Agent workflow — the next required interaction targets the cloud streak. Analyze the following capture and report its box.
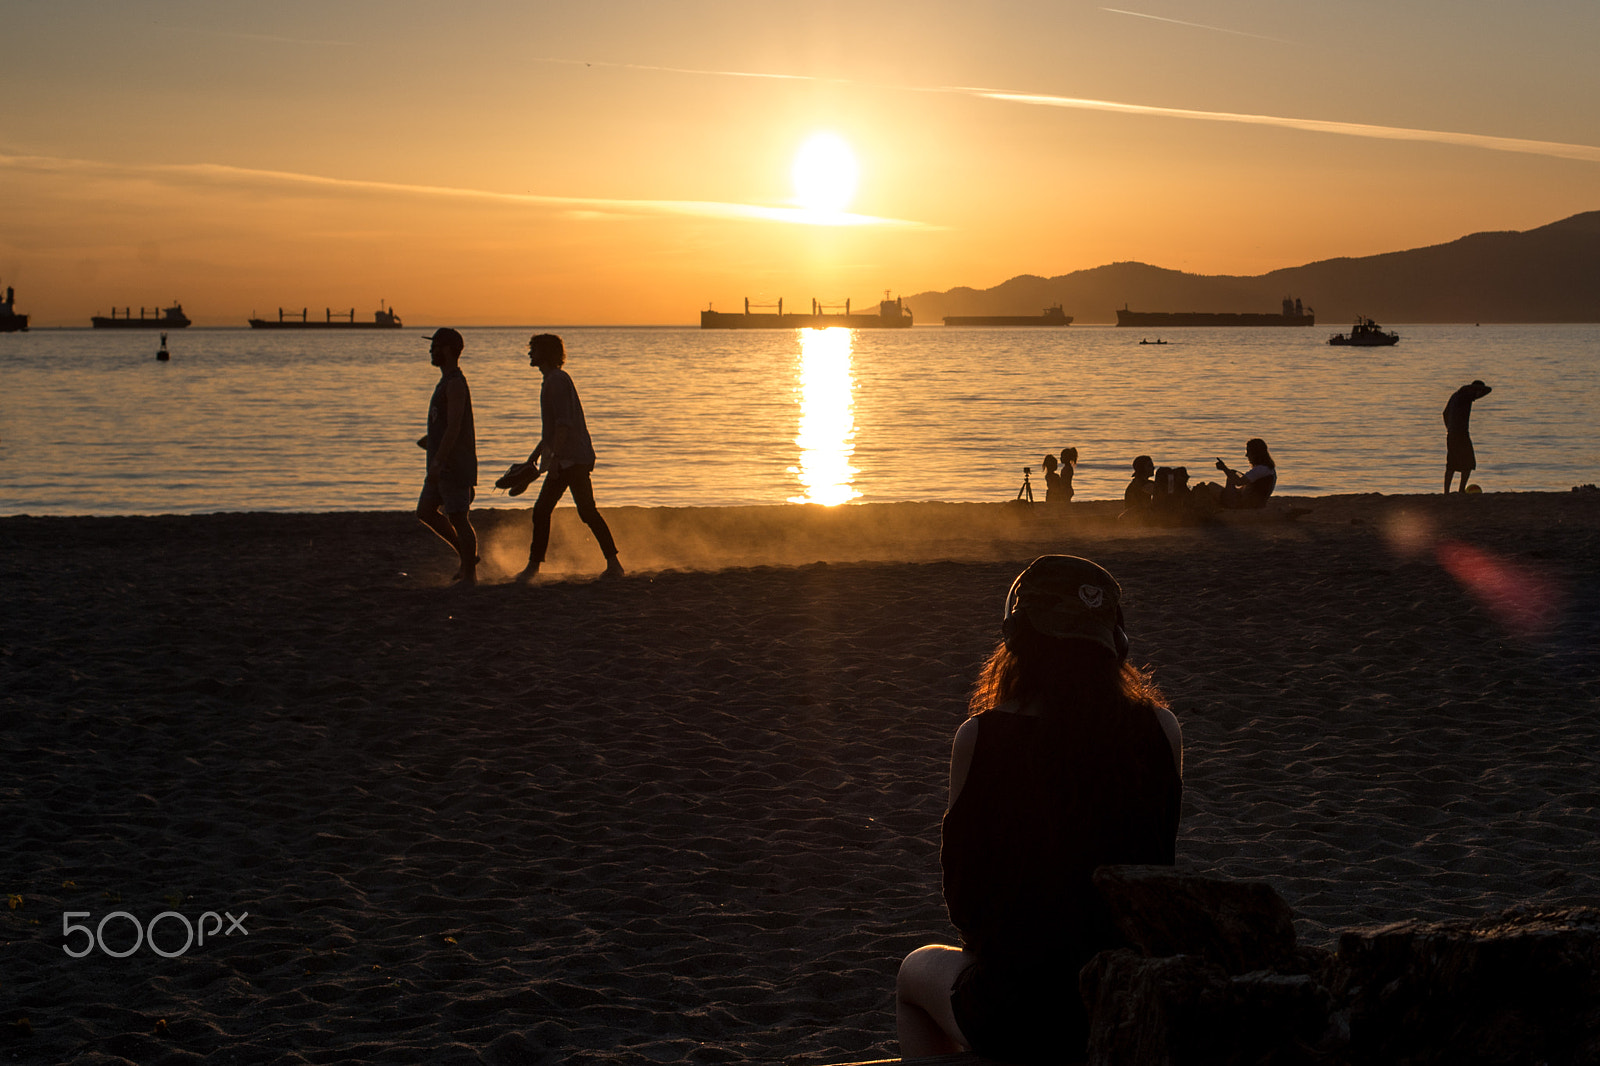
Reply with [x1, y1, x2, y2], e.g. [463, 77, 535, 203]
[531, 57, 1600, 165]
[0, 153, 921, 228]
[1099, 8, 1296, 45]
[963, 89, 1600, 163]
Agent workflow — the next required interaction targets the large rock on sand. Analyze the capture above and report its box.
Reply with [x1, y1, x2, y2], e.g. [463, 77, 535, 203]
[1090, 865, 1302, 974]
[1082, 867, 1341, 1065]
[1081, 869, 1600, 1066]
[1081, 951, 1338, 1066]
[1334, 906, 1600, 1066]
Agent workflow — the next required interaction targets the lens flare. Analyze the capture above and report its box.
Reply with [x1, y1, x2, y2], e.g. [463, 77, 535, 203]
[1435, 540, 1564, 638]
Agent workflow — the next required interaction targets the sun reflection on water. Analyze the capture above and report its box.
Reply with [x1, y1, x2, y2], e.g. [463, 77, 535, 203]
[787, 327, 861, 505]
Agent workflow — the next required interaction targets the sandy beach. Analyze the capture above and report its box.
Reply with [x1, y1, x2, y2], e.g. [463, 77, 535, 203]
[3, 492, 1598, 1064]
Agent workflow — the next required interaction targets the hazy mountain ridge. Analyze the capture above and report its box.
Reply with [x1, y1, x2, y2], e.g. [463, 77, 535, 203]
[904, 211, 1600, 324]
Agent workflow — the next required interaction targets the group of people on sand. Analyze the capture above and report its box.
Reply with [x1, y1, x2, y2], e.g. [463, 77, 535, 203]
[1118, 438, 1280, 523]
[1030, 439, 1280, 524]
[1040, 377, 1494, 521]
[417, 329, 623, 588]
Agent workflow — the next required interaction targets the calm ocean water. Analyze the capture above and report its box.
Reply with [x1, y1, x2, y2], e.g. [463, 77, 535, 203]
[2, 324, 1597, 515]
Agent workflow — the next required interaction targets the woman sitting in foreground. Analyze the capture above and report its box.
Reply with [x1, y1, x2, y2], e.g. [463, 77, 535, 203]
[896, 556, 1183, 1063]
[1213, 437, 1277, 509]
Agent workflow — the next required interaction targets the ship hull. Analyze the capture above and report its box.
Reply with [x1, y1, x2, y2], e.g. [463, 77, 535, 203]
[92, 317, 190, 329]
[248, 320, 404, 329]
[700, 310, 911, 329]
[1328, 334, 1399, 346]
[0, 315, 27, 333]
[1116, 310, 1314, 327]
[944, 312, 1072, 326]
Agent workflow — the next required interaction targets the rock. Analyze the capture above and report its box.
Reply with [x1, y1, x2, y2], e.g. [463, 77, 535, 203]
[1334, 906, 1600, 1066]
[1092, 865, 1300, 974]
[1080, 950, 1341, 1066]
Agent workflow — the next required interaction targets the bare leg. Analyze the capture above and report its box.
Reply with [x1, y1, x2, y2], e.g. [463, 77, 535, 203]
[1458, 470, 1472, 493]
[417, 505, 461, 555]
[1445, 467, 1457, 494]
[896, 944, 972, 1058]
[446, 510, 477, 585]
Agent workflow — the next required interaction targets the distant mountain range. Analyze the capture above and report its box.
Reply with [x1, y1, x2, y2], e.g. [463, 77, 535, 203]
[904, 211, 1600, 325]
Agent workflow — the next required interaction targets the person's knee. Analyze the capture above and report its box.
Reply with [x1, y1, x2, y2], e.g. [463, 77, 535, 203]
[896, 944, 957, 1001]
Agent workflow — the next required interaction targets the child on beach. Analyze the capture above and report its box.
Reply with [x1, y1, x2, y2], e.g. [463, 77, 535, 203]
[1058, 447, 1078, 501]
[1041, 455, 1062, 505]
[895, 555, 1183, 1063]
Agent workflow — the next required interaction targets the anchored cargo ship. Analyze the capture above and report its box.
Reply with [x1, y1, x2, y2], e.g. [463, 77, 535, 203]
[1115, 297, 1314, 328]
[0, 283, 26, 333]
[701, 295, 912, 329]
[944, 305, 1073, 327]
[249, 305, 403, 329]
[92, 303, 191, 328]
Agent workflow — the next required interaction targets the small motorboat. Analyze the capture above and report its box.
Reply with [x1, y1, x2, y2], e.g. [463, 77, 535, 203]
[1328, 317, 1399, 346]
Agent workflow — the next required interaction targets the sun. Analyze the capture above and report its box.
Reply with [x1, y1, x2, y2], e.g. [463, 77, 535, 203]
[792, 132, 859, 215]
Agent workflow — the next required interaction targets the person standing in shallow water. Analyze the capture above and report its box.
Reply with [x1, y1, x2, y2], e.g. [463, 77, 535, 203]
[415, 327, 478, 587]
[1444, 379, 1492, 494]
[515, 334, 623, 582]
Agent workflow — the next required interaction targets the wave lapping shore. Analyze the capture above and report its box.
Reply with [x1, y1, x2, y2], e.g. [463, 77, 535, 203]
[3, 494, 1598, 1063]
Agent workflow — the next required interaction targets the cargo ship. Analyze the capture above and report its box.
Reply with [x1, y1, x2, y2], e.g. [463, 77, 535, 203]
[249, 305, 403, 329]
[1115, 297, 1314, 328]
[92, 303, 191, 328]
[701, 295, 912, 329]
[944, 305, 1073, 327]
[0, 283, 26, 333]
[1328, 317, 1399, 346]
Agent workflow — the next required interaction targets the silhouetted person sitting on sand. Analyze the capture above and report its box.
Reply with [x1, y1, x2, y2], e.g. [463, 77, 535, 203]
[1211, 438, 1277, 509]
[1119, 455, 1155, 520]
[896, 555, 1182, 1064]
[1444, 380, 1492, 494]
[515, 334, 623, 583]
[415, 327, 478, 587]
[1150, 464, 1194, 524]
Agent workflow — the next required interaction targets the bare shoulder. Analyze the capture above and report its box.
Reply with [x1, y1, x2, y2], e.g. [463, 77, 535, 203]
[949, 715, 982, 807]
[1153, 705, 1183, 776]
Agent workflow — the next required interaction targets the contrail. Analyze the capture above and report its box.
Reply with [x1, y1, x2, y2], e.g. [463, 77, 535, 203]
[963, 89, 1600, 163]
[532, 57, 1600, 165]
[1099, 8, 1296, 45]
[0, 153, 923, 227]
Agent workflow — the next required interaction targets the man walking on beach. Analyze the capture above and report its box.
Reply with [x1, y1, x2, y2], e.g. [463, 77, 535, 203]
[1443, 379, 1492, 494]
[515, 333, 623, 582]
[416, 327, 479, 586]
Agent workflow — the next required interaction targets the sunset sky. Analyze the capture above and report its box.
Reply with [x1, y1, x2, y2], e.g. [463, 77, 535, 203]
[3, 0, 1597, 325]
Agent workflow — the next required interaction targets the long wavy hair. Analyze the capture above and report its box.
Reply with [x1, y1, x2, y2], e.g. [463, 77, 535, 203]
[968, 613, 1174, 853]
[1246, 438, 1275, 468]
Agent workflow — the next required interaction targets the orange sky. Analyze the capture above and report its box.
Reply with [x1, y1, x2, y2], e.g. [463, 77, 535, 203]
[3, 1, 1597, 326]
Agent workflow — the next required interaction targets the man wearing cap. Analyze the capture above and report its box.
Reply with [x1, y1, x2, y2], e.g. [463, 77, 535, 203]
[416, 327, 478, 586]
[1443, 379, 1492, 494]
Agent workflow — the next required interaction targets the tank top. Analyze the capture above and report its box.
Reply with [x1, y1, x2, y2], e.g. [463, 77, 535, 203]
[941, 707, 1181, 979]
[427, 367, 478, 485]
